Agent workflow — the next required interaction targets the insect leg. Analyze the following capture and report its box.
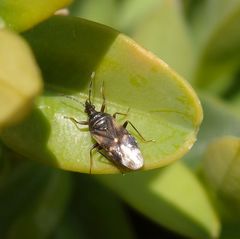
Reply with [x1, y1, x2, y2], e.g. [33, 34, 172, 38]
[113, 108, 130, 118]
[64, 116, 88, 130]
[100, 80, 106, 112]
[89, 143, 102, 174]
[123, 120, 154, 142]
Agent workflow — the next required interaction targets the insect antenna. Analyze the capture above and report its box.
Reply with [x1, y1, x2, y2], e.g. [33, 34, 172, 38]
[88, 72, 95, 104]
[64, 95, 85, 107]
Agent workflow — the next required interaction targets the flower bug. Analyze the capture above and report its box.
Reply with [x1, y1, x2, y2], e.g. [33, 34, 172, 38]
[65, 72, 152, 173]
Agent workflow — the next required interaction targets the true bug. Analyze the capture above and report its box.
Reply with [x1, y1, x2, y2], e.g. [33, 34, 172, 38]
[65, 72, 152, 173]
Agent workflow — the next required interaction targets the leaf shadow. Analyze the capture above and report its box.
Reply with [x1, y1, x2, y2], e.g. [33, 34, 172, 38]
[23, 15, 119, 92]
[1, 107, 59, 168]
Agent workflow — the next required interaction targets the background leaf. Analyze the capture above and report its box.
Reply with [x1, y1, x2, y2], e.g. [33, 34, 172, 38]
[0, 29, 42, 130]
[183, 94, 240, 168]
[0, 0, 72, 32]
[0, 159, 52, 235]
[98, 161, 220, 239]
[6, 170, 72, 239]
[69, 0, 119, 29]
[202, 136, 240, 216]
[132, 0, 194, 81]
[54, 174, 136, 239]
[190, 0, 240, 94]
[201, 136, 240, 239]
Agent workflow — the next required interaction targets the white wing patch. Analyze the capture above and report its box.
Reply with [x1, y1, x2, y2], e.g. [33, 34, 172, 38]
[119, 135, 143, 170]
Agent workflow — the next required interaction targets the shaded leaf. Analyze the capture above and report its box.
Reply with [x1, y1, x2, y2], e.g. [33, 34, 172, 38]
[0, 160, 52, 235]
[6, 170, 72, 239]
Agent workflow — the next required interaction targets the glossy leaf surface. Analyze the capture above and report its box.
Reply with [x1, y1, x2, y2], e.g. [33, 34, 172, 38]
[1, 16, 202, 173]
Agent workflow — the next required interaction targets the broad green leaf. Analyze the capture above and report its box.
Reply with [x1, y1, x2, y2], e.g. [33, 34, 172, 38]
[183, 94, 240, 168]
[115, 0, 163, 33]
[229, 72, 240, 108]
[0, 142, 10, 185]
[0, 0, 72, 32]
[182, 0, 202, 20]
[203, 137, 240, 216]
[65, 175, 136, 239]
[6, 170, 72, 239]
[0, 160, 52, 235]
[1, 16, 202, 174]
[219, 220, 240, 239]
[191, 0, 240, 94]
[98, 161, 220, 239]
[0, 29, 42, 130]
[201, 136, 240, 239]
[52, 175, 136, 239]
[132, 0, 194, 81]
[233, 93, 240, 109]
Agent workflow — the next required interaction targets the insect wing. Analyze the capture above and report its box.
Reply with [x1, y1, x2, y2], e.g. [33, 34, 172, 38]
[118, 134, 143, 170]
[90, 115, 118, 147]
[90, 115, 144, 170]
[106, 132, 143, 170]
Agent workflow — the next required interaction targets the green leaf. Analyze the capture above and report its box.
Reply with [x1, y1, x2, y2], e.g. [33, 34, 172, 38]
[203, 136, 240, 217]
[232, 93, 240, 109]
[1, 16, 202, 173]
[183, 94, 240, 168]
[201, 136, 240, 239]
[0, 0, 72, 32]
[132, 0, 195, 81]
[191, 0, 240, 94]
[0, 142, 11, 186]
[6, 170, 72, 239]
[98, 161, 220, 239]
[66, 175, 135, 239]
[69, 0, 119, 29]
[0, 29, 42, 130]
[114, 0, 163, 33]
[52, 175, 136, 239]
[0, 160, 52, 235]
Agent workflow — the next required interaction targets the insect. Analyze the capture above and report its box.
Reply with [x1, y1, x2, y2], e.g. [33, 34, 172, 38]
[65, 72, 152, 173]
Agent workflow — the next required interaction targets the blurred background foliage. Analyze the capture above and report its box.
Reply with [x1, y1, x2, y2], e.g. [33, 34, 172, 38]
[1, 0, 240, 238]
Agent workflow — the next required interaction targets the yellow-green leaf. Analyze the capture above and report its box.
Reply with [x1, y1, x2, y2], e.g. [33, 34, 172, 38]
[0, 0, 72, 32]
[0, 29, 42, 130]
